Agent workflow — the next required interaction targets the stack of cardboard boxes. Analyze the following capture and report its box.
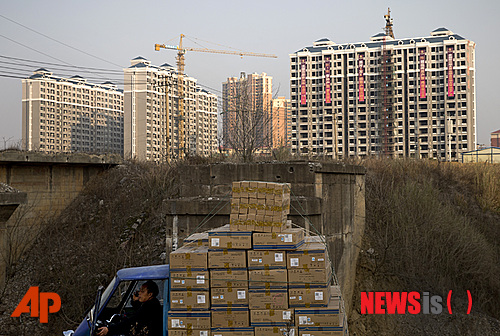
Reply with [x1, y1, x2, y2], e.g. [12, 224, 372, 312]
[168, 181, 344, 336]
[230, 182, 291, 232]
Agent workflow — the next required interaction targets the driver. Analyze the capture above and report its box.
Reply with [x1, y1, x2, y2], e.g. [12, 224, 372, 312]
[97, 280, 162, 336]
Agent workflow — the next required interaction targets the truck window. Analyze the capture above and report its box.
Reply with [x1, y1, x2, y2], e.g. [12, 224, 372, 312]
[106, 280, 133, 310]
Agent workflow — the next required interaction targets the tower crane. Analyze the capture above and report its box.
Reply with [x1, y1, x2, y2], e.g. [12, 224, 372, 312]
[155, 34, 277, 159]
[384, 7, 395, 39]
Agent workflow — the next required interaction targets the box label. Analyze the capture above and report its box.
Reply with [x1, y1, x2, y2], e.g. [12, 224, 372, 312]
[198, 295, 206, 304]
[197, 275, 205, 284]
[172, 319, 181, 328]
[211, 238, 220, 247]
[315, 292, 323, 301]
[290, 258, 299, 267]
[237, 290, 246, 299]
[275, 253, 284, 262]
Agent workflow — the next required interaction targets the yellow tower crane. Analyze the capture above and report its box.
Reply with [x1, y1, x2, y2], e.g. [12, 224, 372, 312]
[384, 7, 395, 39]
[155, 34, 277, 159]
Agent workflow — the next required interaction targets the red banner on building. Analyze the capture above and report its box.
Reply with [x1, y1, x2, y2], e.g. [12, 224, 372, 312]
[419, 49, 426, 99]
[324, 55, 331, 105]
[300, 58, 307, 106]
[447, 46, 454, 98]
[358, 54, 365, 103]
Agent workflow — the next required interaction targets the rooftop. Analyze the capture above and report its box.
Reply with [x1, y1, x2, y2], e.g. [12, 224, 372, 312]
[293, 28, 467, 53]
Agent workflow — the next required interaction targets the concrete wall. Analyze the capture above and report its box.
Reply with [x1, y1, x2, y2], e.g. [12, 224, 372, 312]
[163, 162, 365, 314]
[0, 151, 121, 287]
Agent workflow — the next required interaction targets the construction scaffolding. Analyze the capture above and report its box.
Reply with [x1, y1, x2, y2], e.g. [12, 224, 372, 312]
[378, 38, 395, 156]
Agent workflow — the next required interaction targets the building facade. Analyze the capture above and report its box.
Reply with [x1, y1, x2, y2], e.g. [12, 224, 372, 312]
[22, 69, 124, 154]
[491, 130, 500, 148]
[123, 57, 218, 161]
[271, 97, 291, 148]
[222, 72, 273, 150]
[195, 88, 218, 156]
[289, 28, 476, 160]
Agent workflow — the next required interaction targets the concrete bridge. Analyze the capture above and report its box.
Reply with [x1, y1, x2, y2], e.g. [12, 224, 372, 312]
[163, 162, 366, 314]
[0, 151, 122, 286]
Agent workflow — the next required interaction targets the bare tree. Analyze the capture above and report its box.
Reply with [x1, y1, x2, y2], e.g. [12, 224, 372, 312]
[221, 73, 276, 162]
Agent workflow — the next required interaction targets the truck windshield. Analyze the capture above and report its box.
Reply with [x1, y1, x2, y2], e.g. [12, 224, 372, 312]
[88, 276, 117, 321]
[98, 277, 117, 312]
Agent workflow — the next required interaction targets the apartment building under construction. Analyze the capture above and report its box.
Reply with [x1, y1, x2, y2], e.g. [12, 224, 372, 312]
[289, 27, 476, 160]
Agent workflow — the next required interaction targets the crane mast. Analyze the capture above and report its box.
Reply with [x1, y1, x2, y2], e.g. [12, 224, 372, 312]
[384, 7, 395, 39]
[176, 34, 186, 158]
[155, 34, 277, 159]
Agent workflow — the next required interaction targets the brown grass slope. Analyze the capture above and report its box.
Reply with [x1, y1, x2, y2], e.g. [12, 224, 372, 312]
[350, 159, 500, 335]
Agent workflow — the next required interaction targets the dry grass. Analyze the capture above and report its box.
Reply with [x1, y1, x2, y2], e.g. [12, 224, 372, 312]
[351, 158, 500, 335]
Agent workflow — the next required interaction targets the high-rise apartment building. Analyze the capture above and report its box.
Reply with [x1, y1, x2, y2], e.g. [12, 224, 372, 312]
[271, 97, 291, 148]
[289, 28, 476, 160]
[22, 69, 124, 154]
[195, 88, 218, 156]
[222, 72, 273, 149]
[124, 57, 218, 161]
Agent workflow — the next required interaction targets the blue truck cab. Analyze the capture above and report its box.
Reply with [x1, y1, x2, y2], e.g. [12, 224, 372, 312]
[70, 264, 170, 336]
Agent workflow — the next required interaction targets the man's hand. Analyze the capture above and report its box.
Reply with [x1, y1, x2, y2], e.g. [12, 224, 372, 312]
[97, 326, 108, 336]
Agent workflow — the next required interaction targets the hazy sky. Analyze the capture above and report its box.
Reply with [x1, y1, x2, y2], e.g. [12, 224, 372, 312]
[1, 0, 498, 148]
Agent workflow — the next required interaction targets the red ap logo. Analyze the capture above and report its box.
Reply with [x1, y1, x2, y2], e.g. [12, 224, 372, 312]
[11, 287, 61, 323]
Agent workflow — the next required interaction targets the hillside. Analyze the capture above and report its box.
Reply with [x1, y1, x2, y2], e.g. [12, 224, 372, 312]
[1, 158, 499, 335]
[350, 159, 500, 335]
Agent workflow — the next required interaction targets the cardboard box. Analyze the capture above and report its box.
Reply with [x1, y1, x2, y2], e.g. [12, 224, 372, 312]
[249, 289, 288, 310]
[240, 182, 250, 198]
[232, 182, 242, 195]
[169, 329, 210, 336]
[254, 220, 273, 233]
[171, 270, 210, 290]
[209, 229, 252, 250]
[254, 327, 297, 336]
[210, 269, 248, 288]
[238, 219, 255, 232]
[231, 200, 240, 214]
[211, 287, 249, 307]
[211, 308, 250, 328]
[211, 327, 254, 336]
[298, 327, 344, 336]
[288, 287, 330, 308]
[248, 269, 288, 289]
[170, 291, 210, 311]
[209, 250, 247, 269]
[184, 232, 209, 247]
[304, 236, 324, 244]
[168, 311, 211, 329]
[250, 309, 294, 326]
[287, 243, 328, 270]
[294, 300, 341, 327]
[170, 245, 209, 271]
[329, 286, 341, 300]
[247, 250, 287, 269]
[287, 267, 331, 289]
[253, 229, 305, 250]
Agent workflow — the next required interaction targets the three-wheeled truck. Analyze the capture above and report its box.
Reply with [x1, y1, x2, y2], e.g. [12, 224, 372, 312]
[68, 264, 171, 336]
